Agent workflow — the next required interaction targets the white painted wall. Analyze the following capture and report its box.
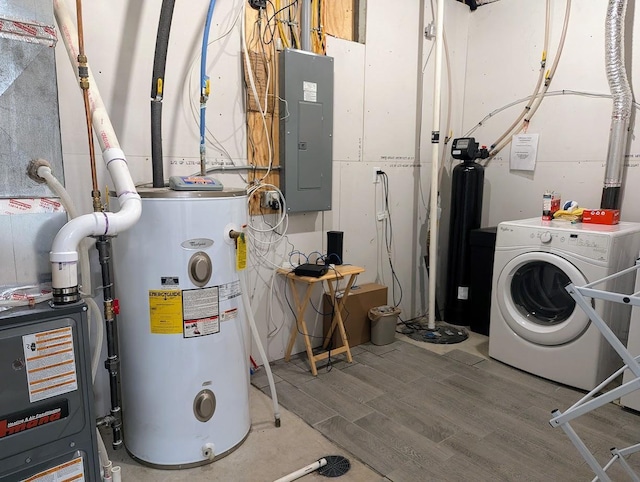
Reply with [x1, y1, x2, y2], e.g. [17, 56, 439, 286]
[463, 0, 640, 226]
[53, 0, 469, 415]
[50, 0, 640, 421]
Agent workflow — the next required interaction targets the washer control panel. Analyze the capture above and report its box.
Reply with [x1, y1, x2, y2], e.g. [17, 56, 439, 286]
[498, 224, 611, 262]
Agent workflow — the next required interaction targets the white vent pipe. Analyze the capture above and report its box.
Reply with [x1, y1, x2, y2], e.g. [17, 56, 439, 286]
[602, 0, 632, 209]
[428, 0, 445, 331]
[51, 0, 141, 299]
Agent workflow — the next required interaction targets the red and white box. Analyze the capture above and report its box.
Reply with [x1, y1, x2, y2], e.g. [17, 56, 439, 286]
[582, 209, 620, 225]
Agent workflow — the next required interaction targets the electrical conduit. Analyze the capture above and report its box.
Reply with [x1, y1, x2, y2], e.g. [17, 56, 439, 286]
[51, 0, 141, 301]
[239, 270, 281, 427]
[602, 0, 632, 210]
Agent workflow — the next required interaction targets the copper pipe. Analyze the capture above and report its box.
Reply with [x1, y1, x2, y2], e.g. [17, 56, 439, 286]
[76, 0, 101, 209]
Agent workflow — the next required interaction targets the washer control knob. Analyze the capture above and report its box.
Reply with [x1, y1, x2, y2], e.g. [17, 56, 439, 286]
[540, 232, 552, 244]
[189, 252, 212, 287]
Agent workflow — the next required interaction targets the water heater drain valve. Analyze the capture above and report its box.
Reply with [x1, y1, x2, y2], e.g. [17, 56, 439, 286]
[202, 443, 215, 460]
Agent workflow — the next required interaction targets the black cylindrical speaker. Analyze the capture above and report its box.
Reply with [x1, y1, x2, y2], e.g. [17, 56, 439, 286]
[327, 231, 344, 265]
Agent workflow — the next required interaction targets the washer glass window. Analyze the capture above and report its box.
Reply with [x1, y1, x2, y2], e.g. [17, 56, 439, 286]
[511, 260, 575, 325]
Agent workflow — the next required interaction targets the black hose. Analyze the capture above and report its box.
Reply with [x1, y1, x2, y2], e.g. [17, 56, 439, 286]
[151, 0, 176, 188]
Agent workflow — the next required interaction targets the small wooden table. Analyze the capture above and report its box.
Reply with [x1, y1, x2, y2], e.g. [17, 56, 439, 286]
[278, 265, 365, 375]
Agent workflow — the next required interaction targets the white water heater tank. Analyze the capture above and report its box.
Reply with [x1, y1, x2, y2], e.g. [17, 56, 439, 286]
[113, 188, 250, 468]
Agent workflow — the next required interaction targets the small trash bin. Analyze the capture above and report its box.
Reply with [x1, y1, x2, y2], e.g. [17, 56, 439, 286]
[368, 305, 402, 346]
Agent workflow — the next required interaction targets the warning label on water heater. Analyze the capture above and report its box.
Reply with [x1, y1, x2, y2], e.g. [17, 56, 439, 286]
[22, 327, 78, 403]
[149, 290, 183, 334]
[183, 286, 220, 338]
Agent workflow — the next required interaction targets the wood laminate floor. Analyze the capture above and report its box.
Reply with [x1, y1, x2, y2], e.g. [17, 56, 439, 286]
[251, 339, 640, 482]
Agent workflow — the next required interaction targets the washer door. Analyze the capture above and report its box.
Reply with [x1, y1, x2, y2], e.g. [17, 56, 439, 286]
[496, 251, 590, 345]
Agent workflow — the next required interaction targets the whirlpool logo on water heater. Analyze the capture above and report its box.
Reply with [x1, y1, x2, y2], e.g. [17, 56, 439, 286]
[181, 238, 214, 250]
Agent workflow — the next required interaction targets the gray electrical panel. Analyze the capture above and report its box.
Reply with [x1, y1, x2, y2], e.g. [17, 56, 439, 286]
[279, 49, 334, 213]
[0, 302, 100, 481]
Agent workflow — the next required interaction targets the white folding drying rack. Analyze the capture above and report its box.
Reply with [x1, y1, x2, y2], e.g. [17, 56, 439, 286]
[550, 261, 640, 482]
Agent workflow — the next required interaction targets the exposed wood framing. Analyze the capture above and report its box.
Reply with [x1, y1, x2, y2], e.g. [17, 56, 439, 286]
[243, 1, 356, 214]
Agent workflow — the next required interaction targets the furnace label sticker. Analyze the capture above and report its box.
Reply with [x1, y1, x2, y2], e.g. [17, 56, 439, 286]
[21, 456, 85, 481]
[22, 327, 78, 403]
[183, 286, 220, 338]
[219, 280, 241, 301]
[149, 290, 183, 334]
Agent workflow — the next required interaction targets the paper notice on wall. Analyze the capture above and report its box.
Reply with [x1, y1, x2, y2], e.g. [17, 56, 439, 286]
[183, 287, 220, 338]
[510, 134, 539, 171]
[22, 456, 84, 482]
[22, 327, 78, 403]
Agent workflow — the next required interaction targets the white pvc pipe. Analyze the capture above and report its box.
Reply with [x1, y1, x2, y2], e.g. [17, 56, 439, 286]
[102, 460, 112, 482]
[96, 428, 110, 476]
[51, 0, 141, 293]
[239, 271, 281, 426]
[37, 164, 93, 296]
[110, 465, 121, 482]
[274, 458, 327, 482]
[428, 0, 445, 331]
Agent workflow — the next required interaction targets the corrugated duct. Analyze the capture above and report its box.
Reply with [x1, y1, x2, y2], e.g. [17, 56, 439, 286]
[602, 0, 632, 210]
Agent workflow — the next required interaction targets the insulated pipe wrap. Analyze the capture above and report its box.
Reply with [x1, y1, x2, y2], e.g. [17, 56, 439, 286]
[604, 0, 632, 191]
[151, 0, 176, 188]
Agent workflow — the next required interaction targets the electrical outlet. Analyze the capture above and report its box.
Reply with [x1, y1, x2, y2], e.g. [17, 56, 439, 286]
[261, 190, 280, 210]
[373, 167, 381, 184]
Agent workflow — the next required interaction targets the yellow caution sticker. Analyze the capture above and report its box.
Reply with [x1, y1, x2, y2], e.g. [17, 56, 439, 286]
[236, 233, 247, 271]
[149, 290, 183, 334]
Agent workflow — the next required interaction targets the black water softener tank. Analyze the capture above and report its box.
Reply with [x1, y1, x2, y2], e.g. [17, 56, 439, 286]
[445, 138, 488, 326]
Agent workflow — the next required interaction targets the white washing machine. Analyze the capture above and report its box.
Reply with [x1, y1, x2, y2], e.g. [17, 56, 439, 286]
[489, 217, 640, 391]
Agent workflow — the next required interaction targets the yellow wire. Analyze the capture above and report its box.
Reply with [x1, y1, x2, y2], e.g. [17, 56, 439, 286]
[320, 0, 326, 54]
[275, 0, 290, 48]
[311, 0, 318, 53]
[291, 0, 301, 49]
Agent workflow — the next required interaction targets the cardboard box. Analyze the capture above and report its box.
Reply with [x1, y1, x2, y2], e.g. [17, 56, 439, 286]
[582, 209, 620, 225]
[323, 283, 388, 348]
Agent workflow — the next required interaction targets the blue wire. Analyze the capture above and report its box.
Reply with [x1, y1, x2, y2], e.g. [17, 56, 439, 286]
[200, 0, 216, 166]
